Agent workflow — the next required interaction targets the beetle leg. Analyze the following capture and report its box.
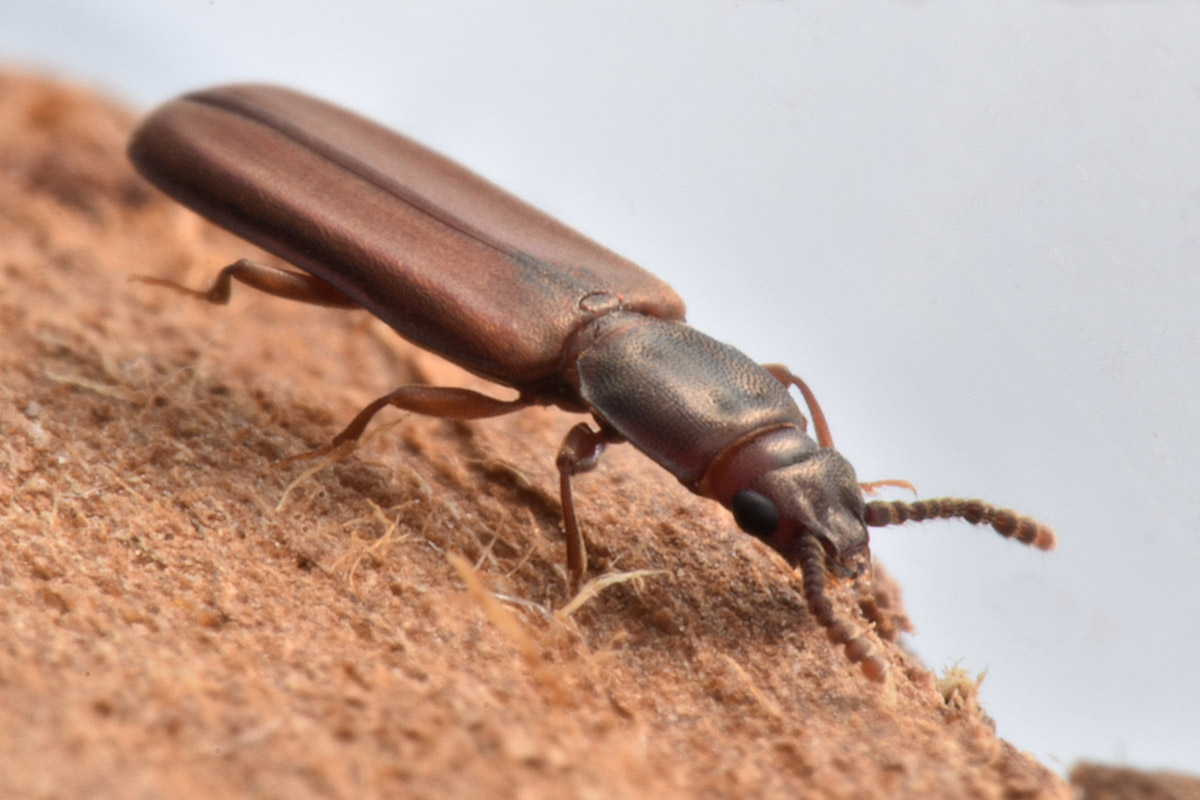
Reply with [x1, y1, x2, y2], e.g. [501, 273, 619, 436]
[282, 386, 533, 466]
[858, 478, 918, 496]
[137, 258, 362, 308]
[555, 423, 616, 593]
[763, 364, 834, 448]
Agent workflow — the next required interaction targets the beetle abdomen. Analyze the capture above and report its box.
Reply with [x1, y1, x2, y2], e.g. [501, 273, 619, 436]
[129, 84, 686, 386]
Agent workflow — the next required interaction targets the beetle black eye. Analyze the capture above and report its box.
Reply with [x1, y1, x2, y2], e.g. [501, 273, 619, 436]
[732, 490, 779, 538]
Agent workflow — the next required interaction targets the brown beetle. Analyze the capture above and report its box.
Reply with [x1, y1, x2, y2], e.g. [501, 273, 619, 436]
[129, 84, 1055, 681]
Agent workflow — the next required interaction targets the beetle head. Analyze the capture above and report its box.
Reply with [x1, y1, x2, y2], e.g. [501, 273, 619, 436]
[730, 448, 870, 576]
[725, 446, 888, 682]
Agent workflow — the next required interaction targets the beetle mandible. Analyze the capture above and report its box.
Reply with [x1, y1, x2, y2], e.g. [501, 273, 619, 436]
[128, 85, 1055, 682]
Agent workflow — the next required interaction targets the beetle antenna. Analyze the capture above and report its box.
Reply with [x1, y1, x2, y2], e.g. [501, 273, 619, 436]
[797, 536, 888, 682]
[864, 498, 1056, 551]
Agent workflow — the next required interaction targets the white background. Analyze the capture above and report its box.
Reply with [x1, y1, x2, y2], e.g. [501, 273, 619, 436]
[5, 0, 1198, 775]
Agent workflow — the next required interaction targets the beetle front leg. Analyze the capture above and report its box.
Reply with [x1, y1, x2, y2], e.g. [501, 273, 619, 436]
[763, 364, 834, 448]
[555, 422, 617, 593]
[766, 365, 918, 497]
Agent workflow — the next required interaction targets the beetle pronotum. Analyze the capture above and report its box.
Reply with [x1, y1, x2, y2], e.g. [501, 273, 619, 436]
[129, 85, 1055, 681]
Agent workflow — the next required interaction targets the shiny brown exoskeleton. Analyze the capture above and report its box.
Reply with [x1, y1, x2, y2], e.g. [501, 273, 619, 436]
[128, 85, 1055, 682]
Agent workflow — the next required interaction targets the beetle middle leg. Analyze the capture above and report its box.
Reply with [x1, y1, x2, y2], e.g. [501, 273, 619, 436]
[286, 385, 536, 465]
[330, 400, 621, 595]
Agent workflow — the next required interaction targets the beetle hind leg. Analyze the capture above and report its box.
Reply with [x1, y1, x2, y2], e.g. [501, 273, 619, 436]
[136, 258, 363, 308]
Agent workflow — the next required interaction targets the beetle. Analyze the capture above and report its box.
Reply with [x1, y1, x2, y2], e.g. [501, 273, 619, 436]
[128, 84, 1055, 681]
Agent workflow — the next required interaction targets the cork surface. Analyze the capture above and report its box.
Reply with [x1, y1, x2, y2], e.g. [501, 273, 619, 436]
[0, 71, 1078, 799]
